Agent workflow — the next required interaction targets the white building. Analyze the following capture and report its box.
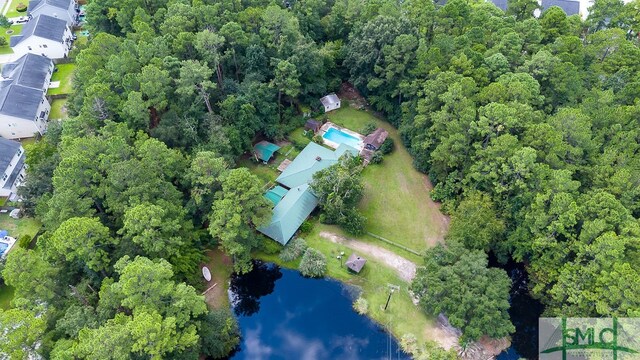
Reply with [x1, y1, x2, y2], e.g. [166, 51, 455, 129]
[320, 93, 341, 113]
[10, 15, 73, 60]
[0, 53, 53, 139]
[0, 137, 26, 199]
[28, 0, 79, 26]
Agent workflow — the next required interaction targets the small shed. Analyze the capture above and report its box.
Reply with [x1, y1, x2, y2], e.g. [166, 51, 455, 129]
[364, 128, 389, 151]
[305, 119, 321, 133]
[346, 253, 367, 273]
[320, 94, 341, 113]
[253, 141, 281, 163]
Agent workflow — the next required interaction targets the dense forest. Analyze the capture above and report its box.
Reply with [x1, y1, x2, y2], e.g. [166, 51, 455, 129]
[1, 0, 640, 357]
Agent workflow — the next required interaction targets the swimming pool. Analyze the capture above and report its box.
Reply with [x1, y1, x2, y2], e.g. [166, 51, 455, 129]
[322, 127, 363, 149]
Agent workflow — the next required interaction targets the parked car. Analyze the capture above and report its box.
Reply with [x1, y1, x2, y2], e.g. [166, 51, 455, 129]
[12, 16, 29, 24]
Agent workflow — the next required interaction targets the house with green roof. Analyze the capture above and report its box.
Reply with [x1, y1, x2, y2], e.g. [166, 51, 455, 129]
[253, 140, 280, 163]
[258, 142, 358, 245]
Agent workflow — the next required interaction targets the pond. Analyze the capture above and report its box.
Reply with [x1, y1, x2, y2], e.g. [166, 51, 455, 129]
[489, 254, 545, 360]
[227, 261, 409, 360]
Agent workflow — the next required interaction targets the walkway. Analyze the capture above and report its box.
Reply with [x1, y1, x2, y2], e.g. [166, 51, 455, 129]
[319, 231, 417, 282]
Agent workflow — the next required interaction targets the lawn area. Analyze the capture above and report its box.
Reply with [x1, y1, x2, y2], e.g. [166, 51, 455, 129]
[0, 285, 14, 310]
[254, 222, 442, 351]
[4, 0, 27, 18]
[47, 63, 76, 95]
[203, 249, 233, 309]
[0, 213, 42, 239]
[326, 106, 449, 252]
[50, 98, 69, 120]
[0, 24, 23, 55]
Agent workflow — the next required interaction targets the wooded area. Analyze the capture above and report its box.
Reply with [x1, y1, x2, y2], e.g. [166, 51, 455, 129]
[1, 0, 639, 357]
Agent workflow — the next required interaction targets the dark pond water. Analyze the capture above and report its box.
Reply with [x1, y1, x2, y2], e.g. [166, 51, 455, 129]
[227, 261, 410, 360]
[489, 254, 545, 360]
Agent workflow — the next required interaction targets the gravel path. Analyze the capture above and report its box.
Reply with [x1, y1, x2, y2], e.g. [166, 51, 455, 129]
[319, 231, 417, 282]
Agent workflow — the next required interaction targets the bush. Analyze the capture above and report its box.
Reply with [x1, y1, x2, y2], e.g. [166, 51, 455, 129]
[400, 334, 419, 355]
[369, 151, 383, 164]
[16, 3, 27, 12]
[259, 239, 282, 255]
[360, 121, 377, 135]
[200, 309, 240, 358]
[312, 135, 323, 144]
[379, 137, 394, 155]
[298, 248, 326, 277]
[0, 37, 6, 47]
[339, 209, 366, 236]
[353, 297, 369, 315]
[17, 235, 32, 249]
[279, 238, 307, 262]
[299, 220, 313, 234]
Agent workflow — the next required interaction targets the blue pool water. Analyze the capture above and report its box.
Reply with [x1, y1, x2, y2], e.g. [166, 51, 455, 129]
[0, 243, 8, 257]
[229, 262, 409, 359]
[322, 127, 362, 149]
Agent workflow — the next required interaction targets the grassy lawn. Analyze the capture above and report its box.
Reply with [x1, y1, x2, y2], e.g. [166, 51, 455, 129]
[5, 0, 28, 18]
[203, 249, 232, 309]
[0, 213, 42, 239]
[0, 285, 14, 310]
[255, 222, 439, 350]
[326, 106, 449, 252]
[50, 98, 69, 120]
[0, 24, 22, 55]
[47, 63, 76, 95]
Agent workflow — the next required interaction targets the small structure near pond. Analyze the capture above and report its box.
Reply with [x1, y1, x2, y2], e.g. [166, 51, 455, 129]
[320, 93, 341, 113]
[364, 128, 389, 151]
[253, 141, 281, 163]
[346, 253, 367, 273]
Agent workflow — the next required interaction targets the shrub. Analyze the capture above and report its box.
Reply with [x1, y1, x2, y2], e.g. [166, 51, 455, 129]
[259, 239, 281, 255]
[0, 37, 6, 47]
[312, 135, 323, 144]
[17, 235, 32, 249]
[360, 121, 377, 135]
[339, 209, 366, 236]
[353, 297, 369, 315]
[298, 248, 326, 277]
[299, 220, 313, 234]
[369, 151, 383, 164]
[400, 334, 419, 355]
[279, 238, 307, 262]
[16, 3, 27, 12]
[379, 137, 394, 155]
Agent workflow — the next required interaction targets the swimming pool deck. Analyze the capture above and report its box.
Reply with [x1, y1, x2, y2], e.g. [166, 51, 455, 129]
[319, 122, 365, 151]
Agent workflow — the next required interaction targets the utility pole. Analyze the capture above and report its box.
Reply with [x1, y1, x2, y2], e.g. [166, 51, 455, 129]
[384, 288, 394, 311]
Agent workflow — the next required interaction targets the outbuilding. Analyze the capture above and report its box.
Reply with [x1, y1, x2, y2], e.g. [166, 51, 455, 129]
[363, 128, 389, 151]
[346, 253, 367, 273]
[320, 94, 341, 113]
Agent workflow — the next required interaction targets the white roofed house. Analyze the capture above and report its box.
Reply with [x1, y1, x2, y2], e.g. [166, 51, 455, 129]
[320, 93, 341, 113]
[10, 15, 74, 60]
[0, 137, 27, 200]
[0, 53, 54, 139]
[28, 0, 79, 26]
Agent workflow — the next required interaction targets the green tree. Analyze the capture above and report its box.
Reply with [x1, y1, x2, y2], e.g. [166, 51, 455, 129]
[0, 308, 46, 359]
[199, 309, 241, 358]
[176, 60, 216, 113]
[447, 192, 505, 252]
[411, 243, 514, 342]
[208, 168, 271, 273]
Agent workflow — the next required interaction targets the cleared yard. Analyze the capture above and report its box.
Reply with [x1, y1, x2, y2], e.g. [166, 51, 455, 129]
[0, 214, 42, 239]
[48, 63, 76, 95]
[4, 0, 27, 18]
[326, 106, 449, 252]
[50, 99, 69, 120]
[0, 24, 23, 55]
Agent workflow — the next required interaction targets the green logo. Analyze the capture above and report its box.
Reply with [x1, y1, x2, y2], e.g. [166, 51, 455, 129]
[540, 318, 639, 360]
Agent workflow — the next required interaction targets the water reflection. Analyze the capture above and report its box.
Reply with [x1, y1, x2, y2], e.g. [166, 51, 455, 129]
[228, 262, 409, 360]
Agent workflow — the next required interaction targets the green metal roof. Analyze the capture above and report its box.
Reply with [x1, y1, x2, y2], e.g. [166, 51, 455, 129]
[276, 142, 358, 189]
[264, 185, 288, 205]
[253, 141, 281, 162]
[258, 184, 318, 245]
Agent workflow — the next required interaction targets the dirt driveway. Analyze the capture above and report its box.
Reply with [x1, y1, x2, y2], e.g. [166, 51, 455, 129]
[319, 231, 417, 282]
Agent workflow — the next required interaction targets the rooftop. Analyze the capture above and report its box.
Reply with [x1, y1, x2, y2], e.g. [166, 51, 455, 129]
[0, 137, 21, 172]
[253, 141, 281, 162]
[320, 93, 340, 107]
[29, 0, 73, 12]
[0, 84, 44, 120]
[276, 142, 358, 189]
[541, 0, 580, 15]
[258, 184, 319, 245]
[346, 253, 367, 273]
[10, 14, 68, 47]
[364, 128, 389, 149]
[1, 53, 52, 90]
